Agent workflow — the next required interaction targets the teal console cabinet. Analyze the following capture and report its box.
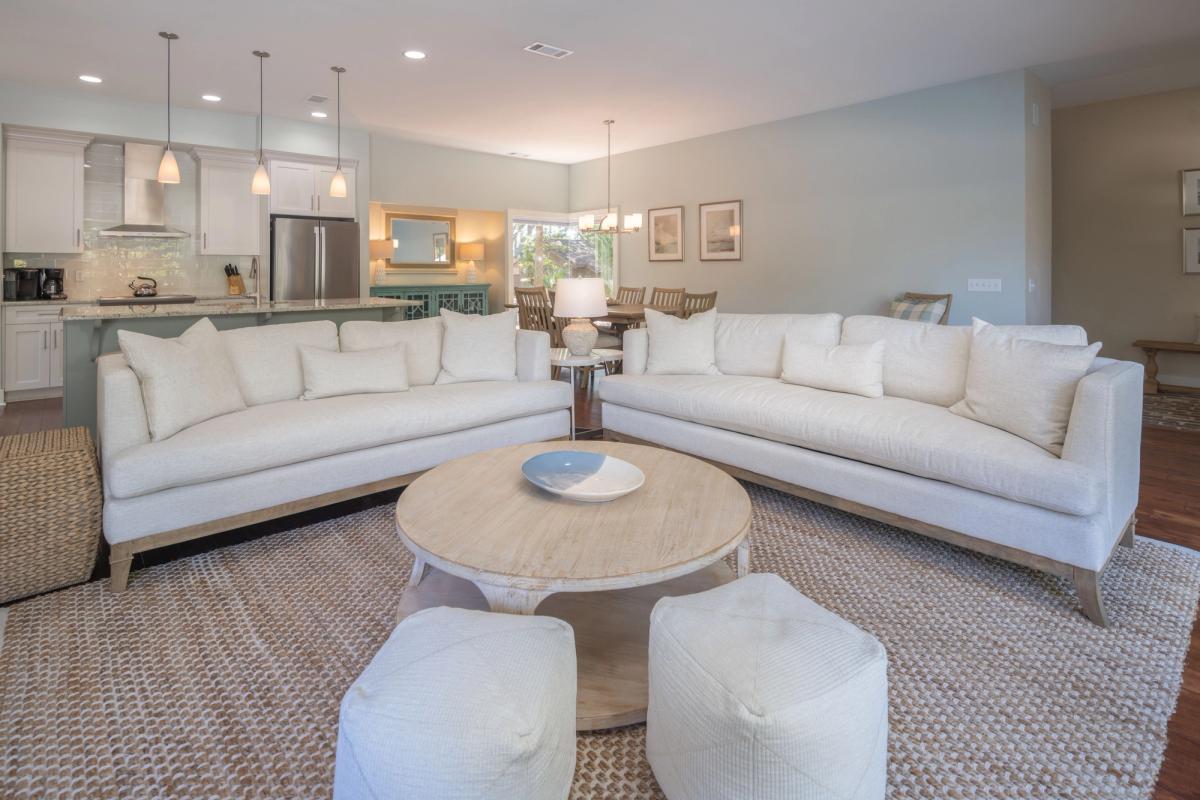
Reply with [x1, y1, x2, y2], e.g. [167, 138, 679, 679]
[370, 283, 490, 319]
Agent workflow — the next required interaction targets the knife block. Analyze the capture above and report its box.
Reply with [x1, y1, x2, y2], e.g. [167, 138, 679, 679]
[226, 275, 246, 296]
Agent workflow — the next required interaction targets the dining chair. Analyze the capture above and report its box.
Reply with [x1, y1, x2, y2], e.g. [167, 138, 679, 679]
[681, 291, 718, 318]
[614, 285, 646, 305]
[514, 287, 562, 347]
[898, 291, 953, 325]
[650, 287, 686, 310]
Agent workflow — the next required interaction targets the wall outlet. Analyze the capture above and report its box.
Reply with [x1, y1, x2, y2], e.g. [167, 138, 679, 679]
[967, 278, 1002, 293]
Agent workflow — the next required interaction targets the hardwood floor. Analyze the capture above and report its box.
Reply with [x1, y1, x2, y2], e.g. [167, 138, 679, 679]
[2, 392, 1198, 798]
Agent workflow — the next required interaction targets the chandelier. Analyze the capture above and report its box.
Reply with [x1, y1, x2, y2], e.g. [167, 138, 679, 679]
[578, 120, 641, 235]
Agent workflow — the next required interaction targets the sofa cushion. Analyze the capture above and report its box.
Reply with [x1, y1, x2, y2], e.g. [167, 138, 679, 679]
[986, 321, 1088, 346]
[841, 315, 970, 407]
[300, 344, 409, 400]
[598, 374, 1102, 516]
[646, 308, 719, 375]
[107, 380, 572, 499]
[714, 313, 842, 378]
[221, 320, 339, 406]
[339, 317, 444, 387]
[436, 309, 518, 384]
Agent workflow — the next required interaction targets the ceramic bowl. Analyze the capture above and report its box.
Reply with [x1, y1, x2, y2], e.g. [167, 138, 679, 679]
[521, 450, 645, 502]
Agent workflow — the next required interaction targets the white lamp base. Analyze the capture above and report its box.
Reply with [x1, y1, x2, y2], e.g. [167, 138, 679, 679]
[562, 318, 598, 357]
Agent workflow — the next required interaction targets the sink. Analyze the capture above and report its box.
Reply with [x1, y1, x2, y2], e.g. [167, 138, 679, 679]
[97, 294, 197, 306]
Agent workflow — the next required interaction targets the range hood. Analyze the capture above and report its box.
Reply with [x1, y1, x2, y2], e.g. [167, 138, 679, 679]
[99, 143, 190, 239]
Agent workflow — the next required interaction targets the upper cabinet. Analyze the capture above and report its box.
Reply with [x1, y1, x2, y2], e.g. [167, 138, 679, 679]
[4, 128, 92, 253]
[194, 148, 262, 256]
[268, 158, 356, 219]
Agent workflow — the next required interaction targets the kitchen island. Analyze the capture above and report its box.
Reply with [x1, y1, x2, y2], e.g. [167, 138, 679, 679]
[61, 297, 418, 433]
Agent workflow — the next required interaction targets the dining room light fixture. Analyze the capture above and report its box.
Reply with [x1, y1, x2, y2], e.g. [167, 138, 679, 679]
[156, 32, 181, 184]
[328, 66, 348, 199]
[577, 120, 640, 235]
[251, 50, 271, 195]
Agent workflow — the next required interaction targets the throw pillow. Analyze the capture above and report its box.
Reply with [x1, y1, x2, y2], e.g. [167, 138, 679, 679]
[300, 345, 409, 400]
[645, 308, 719, 375]
[949, 319, 1101, 455]
[339, 317, 443, 386]
[781, 339, 885, 398]
[117, 317, 246, 441]
[890, 298, 947, 324]
[435, 308, 519, 384]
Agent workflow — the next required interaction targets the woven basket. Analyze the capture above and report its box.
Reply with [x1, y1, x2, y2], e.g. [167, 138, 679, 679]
[0, 427, 102, 604]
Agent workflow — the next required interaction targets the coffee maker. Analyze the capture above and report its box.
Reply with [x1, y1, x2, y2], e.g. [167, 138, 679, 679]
[40, 268, 66, 300]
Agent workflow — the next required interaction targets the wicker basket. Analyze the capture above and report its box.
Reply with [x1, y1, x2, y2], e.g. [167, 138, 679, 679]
[0, 427, 102, 604]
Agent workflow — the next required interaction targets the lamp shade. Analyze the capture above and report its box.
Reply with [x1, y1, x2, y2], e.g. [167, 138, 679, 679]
[369, 239, 394, 261]
[157, 149, 181, 184]
[553, 277, 608, 318]
[459, 242, 485, 262]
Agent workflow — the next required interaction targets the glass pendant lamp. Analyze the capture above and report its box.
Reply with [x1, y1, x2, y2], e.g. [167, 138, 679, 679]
[156, 32, 181, 184]
[329, 66, 348, 198]
[251, 50, 271, 195]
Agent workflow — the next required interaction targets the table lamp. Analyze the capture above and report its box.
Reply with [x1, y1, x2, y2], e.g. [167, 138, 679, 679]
[459, 242, 485, 284]
[554, 278, 608, 356]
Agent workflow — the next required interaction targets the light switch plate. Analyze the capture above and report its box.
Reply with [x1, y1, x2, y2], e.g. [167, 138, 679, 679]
[967, 278, 1002, 293]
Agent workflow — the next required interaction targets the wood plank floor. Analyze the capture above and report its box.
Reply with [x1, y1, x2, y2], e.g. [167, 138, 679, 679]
[2, 392, 1198, 798]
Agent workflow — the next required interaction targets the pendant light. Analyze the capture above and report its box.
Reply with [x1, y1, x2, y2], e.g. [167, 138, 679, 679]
[578, 120, 641, 235]
[156, 32, 181, 184]
[328, 66, 348, 199]
[251, 50, 271, 195]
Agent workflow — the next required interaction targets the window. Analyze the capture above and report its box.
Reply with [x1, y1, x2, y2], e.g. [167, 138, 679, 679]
[508, 210, 617, 301]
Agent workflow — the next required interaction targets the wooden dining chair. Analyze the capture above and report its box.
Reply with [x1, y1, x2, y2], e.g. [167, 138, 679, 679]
[681, 291, 718, 318]
[898, 292, 953, 325]
[514, 287, 562, 347]
[650, 287, 686, 310]
[614, 285, 646, 305]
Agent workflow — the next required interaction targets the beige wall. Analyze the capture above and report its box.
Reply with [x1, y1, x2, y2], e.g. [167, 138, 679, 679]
[1025, 72, 1053, 324]
[1052, 86, 1200, 387]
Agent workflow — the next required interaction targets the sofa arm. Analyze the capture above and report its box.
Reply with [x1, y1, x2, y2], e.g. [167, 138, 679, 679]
[1061, 360, 1143, 530]
[516, 329, 551, 382]
[97, 353, 150, 474]
[622, 329, 648, 374]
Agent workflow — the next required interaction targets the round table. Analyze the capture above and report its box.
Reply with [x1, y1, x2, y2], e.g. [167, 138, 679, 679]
[395, 440, 752, 730]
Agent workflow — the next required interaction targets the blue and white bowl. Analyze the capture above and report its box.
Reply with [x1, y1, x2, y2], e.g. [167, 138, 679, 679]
[521, 450, 646, 502]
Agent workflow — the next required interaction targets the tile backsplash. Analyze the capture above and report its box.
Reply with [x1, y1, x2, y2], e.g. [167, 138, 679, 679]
[4, 142, 258, 299]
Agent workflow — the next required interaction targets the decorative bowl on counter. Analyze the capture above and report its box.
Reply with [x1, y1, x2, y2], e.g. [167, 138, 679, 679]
[521, 450, 645, 502]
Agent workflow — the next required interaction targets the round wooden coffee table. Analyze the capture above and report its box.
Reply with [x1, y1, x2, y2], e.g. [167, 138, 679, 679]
[394, 440, 752, 730]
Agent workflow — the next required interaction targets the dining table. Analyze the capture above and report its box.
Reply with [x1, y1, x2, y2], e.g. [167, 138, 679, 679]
[505, 300, 683, 336]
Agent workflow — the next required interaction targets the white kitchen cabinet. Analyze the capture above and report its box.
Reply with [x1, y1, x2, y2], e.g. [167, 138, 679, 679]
[268, 158, 356, 219]
[4, 128, 92, 253]
[4, 323, 52, 391]
[49, 321, 64, 388]
[195, 149, 262, 255]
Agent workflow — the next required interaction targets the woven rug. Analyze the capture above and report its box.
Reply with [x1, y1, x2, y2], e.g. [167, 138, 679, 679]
[1, 486, 1198, 800]
[1143, 391, 1200, 432]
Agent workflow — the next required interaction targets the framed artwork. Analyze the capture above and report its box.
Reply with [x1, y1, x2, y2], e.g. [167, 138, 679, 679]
[699, 200, 742, 261]
[1182, 169, 1200, 216]
[1185, 228, 1200, 274]
[648, 206, 684, 261]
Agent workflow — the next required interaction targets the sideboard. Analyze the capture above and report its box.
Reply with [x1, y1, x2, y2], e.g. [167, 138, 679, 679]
[369, 283, 490, 319]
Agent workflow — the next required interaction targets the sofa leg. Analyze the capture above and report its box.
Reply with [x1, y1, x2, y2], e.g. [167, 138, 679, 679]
[1119, 516, 1137, 548]
[108, 544, 133, 593]
[1073, 568, 1110, 627]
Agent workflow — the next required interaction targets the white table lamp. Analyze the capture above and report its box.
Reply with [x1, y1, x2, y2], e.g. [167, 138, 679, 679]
[554, 278, 608, 356]
[459, 242, 484, 284]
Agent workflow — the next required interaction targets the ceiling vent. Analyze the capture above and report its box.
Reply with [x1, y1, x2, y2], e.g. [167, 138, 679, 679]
[524, 42, 573, 59]
[305, 94, 328, 104]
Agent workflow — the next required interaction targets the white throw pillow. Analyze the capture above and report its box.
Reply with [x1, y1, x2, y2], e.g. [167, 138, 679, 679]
[645, 308, 719, 375]
[714, 313, 842, 378]
[300, 345, 409, 400]
[221, 320, 339, 405]
[841, 315, 972, 406]
[435, 308, 518, 384]
[339, 317, 444, 386]
[781, 339, 885, 397]
[950, 319, 1101, 455]
[117, 317, 246, 441]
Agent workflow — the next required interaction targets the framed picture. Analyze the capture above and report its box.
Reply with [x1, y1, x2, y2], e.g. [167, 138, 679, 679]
[1182, 169, 1200, 216]
[699, 200, 742, 261]
[648, 206, 684, 261]
[1185, 228, 1200, 274]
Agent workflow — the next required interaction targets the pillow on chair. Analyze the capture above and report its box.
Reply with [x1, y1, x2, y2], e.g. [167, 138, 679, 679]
[645, 308, 719, 375]
[890, 298, 947, 324]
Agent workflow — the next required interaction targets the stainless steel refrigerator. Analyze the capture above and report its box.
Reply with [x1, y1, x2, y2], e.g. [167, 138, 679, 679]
[270, 216, 360, 301]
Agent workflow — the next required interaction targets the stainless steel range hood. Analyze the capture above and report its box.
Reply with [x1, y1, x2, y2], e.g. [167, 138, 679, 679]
[99, 143, 190, 239]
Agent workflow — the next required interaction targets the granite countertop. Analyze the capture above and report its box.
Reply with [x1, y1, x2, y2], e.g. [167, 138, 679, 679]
[1, 294, 256, 307]
[60, 296, 418, 321]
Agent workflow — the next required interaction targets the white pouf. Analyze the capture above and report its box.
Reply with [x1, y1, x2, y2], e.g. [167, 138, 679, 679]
[334, 606, 577, 800]
[647, 573, 888, 800]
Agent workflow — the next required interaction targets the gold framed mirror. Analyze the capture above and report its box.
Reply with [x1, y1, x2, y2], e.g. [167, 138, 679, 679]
[383, 212, 456, 272]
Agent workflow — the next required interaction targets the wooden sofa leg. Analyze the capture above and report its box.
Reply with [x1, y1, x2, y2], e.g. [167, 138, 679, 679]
[1119, 515, 1137, 548]
[1073, 567, 1110, 627]
[109, 543, 134, 593]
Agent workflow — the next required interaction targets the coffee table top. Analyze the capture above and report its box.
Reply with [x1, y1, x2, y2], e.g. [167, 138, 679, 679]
[394, 441, 751, 593]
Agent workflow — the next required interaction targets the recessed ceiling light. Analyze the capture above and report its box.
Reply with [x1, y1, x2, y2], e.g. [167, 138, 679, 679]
[79, 74, 102, 84]
[403, 50, 426, 60]
[310, 111, 328, 118]
[201, 94, 221, 102]
[508, 152, 530, 158]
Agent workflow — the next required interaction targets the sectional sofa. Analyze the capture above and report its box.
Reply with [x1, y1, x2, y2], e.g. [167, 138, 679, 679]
[97, 317, 572, 591]
[599, 313, 1142, 626]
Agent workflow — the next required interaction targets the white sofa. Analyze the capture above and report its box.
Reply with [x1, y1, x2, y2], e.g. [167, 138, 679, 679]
[599, 313, 1143, 625]
[98, 317, 572, 591]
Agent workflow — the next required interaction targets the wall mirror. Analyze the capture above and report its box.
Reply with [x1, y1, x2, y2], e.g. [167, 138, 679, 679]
[384, 212, 456, 271]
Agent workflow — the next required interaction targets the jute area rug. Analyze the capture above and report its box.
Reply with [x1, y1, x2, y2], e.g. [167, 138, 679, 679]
[1143, 391, 1200, 433]
[1, 485, 1198, 799]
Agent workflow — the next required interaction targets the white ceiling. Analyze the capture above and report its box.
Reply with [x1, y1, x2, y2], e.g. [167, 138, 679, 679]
[3, 0, 1200, 164]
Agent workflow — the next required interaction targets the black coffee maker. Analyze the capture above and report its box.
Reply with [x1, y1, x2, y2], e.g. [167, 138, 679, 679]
[4, 268, 41, 300]
[40, 268, 66, 300]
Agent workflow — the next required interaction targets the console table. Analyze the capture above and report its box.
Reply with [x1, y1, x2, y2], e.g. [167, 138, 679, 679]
[1132, 339, 1200, 394]
[370, 283, 490, 319]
